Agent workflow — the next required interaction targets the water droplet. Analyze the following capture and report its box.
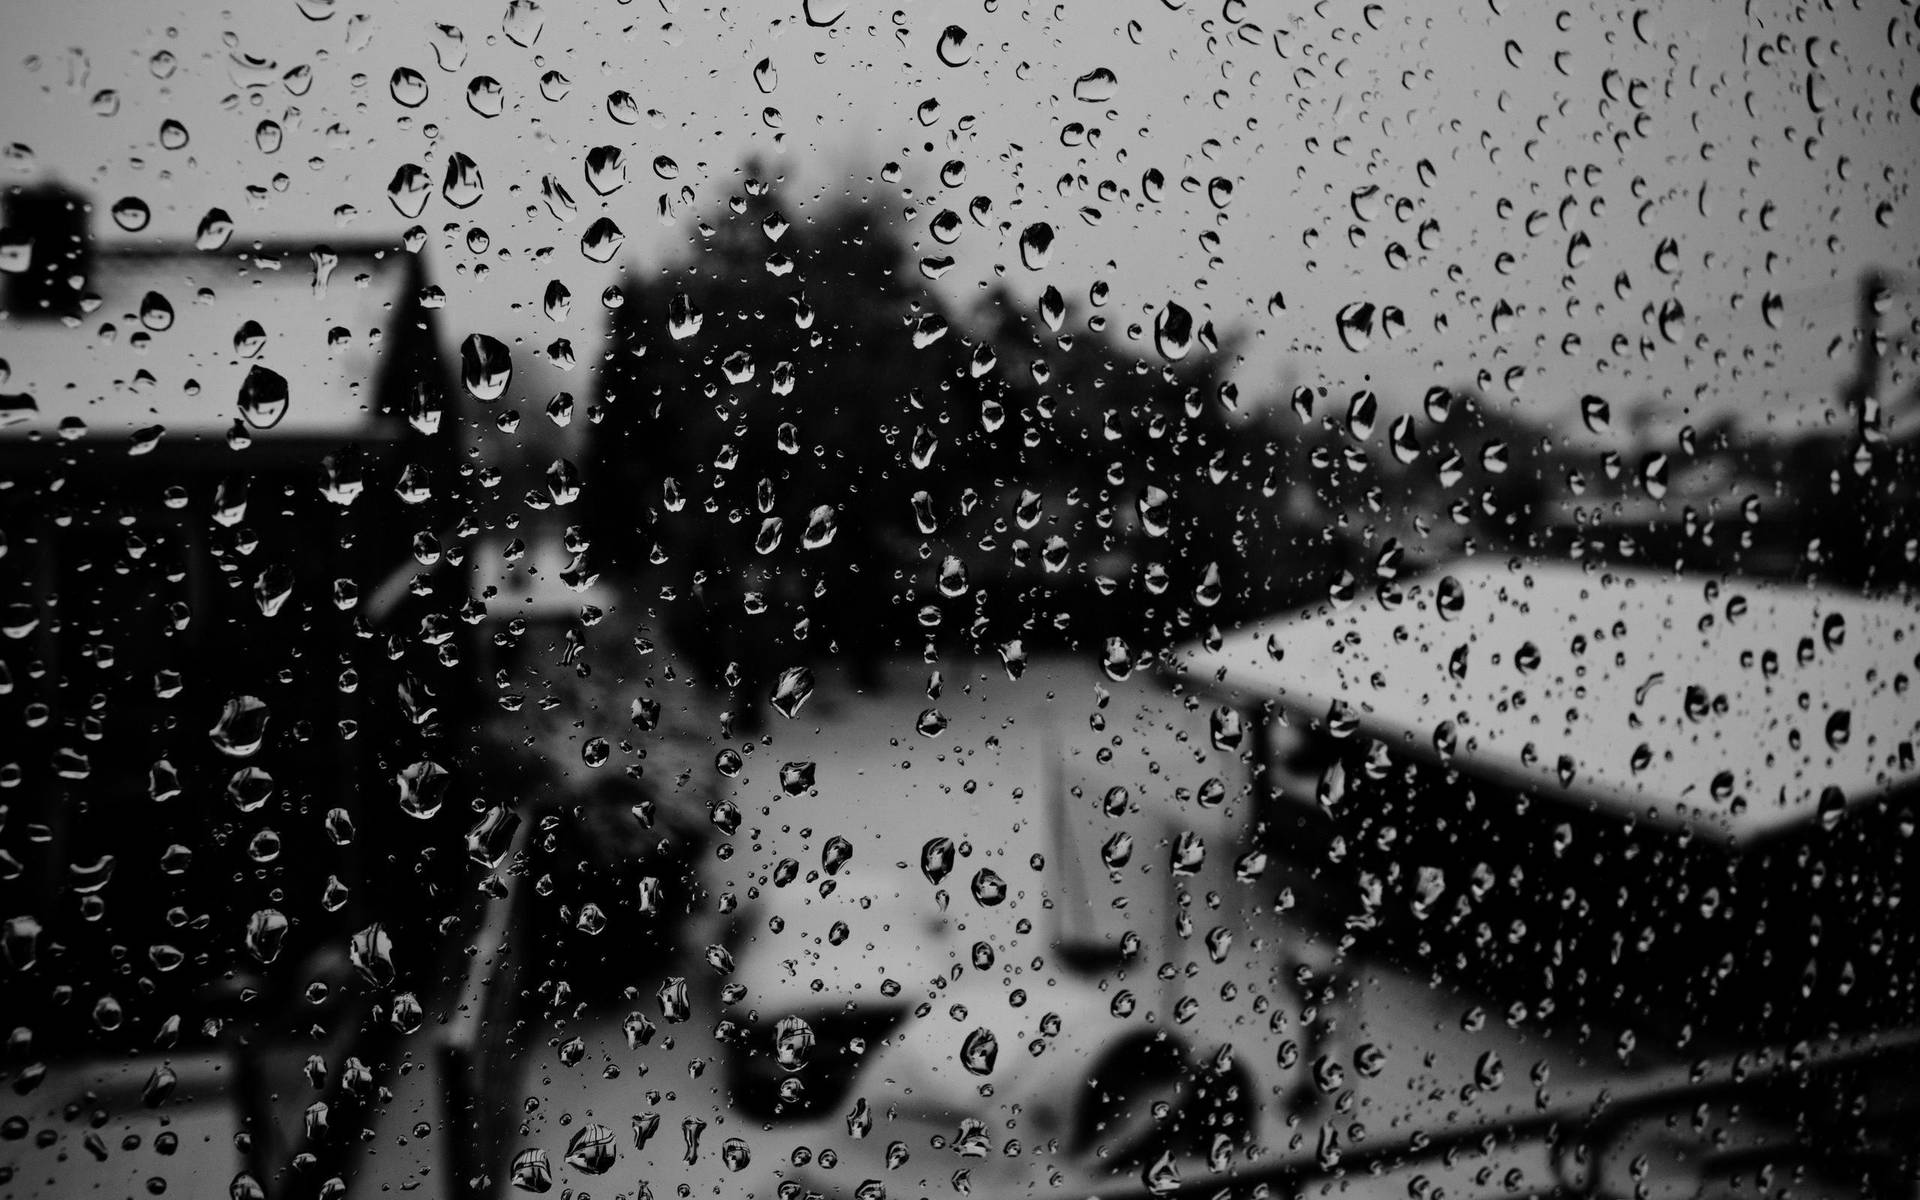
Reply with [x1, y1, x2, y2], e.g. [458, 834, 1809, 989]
[460, 334, 512, 401]
[1153, 301, 1193, 360]
[441, 152, 484, 208]
[960, 1027, 998, 1075]
[238, 365, 290, 429]
[196, 208, 234, 250]
[580, 216, 625, 262]
[509, 1148, 552, 1193]
[466, 75, 504, 118]
[970, 868, 1006, 905]
[387, 163, 431, 217]
[606, 90, 640, 124]
[390, 67, 427, 107]
[396, 760, 449, 819]
[936, 26, 973, 67]
[1335, 301, 1374, 352]
[1018, 223, 1054, 270]
[1073, 67, 1117, 102]
[668, 291, 703, 339]
[921, 837, 956, 884]
[429, 23, 467, 71]
[111, 196, 150, 232]
[502, 0, 544, 47]
[772, 666, 815, 718]
[566, 1124, 617, 1174]
[210, 695, 270, 757]
[1580, 394, 1611, 434]
[803, 0, 846, 27]
[245, 908, 289, 963]
[584, 145, 627, 195]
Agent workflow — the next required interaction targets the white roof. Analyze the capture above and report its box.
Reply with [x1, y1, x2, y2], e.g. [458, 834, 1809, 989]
[1, 243, 415, 439]
[1178, 559, 1920, 843]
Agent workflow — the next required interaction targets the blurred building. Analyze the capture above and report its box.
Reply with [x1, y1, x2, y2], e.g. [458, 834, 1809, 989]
[0, 181, 472, 1192]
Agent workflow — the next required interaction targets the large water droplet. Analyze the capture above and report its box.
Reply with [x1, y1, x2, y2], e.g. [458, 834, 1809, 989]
[1018, 223, 1054, 270]
[442, 152, 484, 208]
[387, 164, 431, 217]
[210, 695, 270, 757]
[1073, 67, 1118, 102]
[390, 67, 428, 107]
[936, 26, 972, 67]
[1335, 301, 1374, 352]
[960, 1027, 998, 1075]
[566, 1124, 617, 1175]
[771, 666, 815, 718]
[921, 837, 956, 884]
[238, 365, 290, 429]
[460, 334, 512, 401]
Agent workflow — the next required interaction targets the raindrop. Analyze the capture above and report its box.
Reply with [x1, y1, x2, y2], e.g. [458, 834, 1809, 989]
[960, 1027, 998, 1075]
[509, 1148, 552, 1193]
[970, 868, 1006, 905]
[1335, 302, 1374, 352]
[775, 1016, 815, 1070]
[936, 26, 973, 67]
[584, 145, 627, 194]
[460, 334, 512, 401]
[209, 695, 270, 757]
[196, 208, 234, 250]
[466, 75, 504, 118]
[396, 760, 449, 819]
[803, 0, 846, 25]
[566, 1124, 616, 1175]
[580, 217, 625, 262]
[606, 90, 640, 123]
[1153, 301, 1193, 360]
[922, 837, 956, 884]
[387, 164, 431, 218]
[442, 153, 484, 208]
[238, 365, 290, 429]
[772, 667, 815, 718]
[390, 67, 428, 107]
[1073, 68, 1117, 102]
[502, 0, 544, 47]
[245, 909, 289, 964]
[1018, 223, 1054, 270]
[430, 23, 467, 71]
[111, 196, 150, 232]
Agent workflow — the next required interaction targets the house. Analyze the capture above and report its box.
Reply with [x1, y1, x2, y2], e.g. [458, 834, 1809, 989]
[0, 182, 475, 1195]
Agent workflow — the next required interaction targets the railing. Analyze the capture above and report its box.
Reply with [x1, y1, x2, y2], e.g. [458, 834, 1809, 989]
[1139, 1027, 1920, 1200]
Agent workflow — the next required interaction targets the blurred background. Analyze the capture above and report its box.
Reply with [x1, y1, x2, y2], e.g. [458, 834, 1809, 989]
[0, 2, 1917, 1199]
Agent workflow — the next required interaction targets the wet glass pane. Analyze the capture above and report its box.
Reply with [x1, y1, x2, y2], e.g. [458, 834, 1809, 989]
[0, 3, 1916, 1198]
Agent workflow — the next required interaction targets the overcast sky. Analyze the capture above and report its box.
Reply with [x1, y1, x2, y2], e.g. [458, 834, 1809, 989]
[3, 0, 1916, 443]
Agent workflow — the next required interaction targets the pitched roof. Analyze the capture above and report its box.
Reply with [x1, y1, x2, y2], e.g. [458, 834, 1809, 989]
[1, 240, 422, 440]
[1178, 558, 1920, 844]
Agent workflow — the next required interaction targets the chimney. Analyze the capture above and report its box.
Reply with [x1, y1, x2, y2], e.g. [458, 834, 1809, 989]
[1, 181, 93, 319]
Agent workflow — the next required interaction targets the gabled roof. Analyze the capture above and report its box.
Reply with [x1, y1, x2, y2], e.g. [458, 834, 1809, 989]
[1177, 558, 1920, 844]
[1, 240, 423, 441]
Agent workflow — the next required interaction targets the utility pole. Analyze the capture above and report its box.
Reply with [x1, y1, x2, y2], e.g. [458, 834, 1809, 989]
[1828, 270, 1884, 590]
